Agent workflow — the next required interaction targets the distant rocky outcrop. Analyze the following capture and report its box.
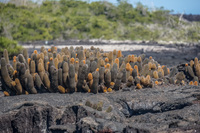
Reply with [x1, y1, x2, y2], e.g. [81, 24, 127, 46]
[174, 14, 200, 21]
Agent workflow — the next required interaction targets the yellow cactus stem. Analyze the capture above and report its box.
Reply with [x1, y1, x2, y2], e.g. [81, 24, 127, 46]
[39, 58, 43, 65]
[130, 68, 133, 74]
[148, 62, 152, 70]
[194, 57, 198, 65]
[28, 58, 31, 65]
[158, 67, 164, 77]
[181, 80, 185, 85]
[134, 57, 138, 63]
[137, 56, 142, 63]
[13, 70, 17, 76]
[44, 50, 48, 56]
[131, 55, 135, 62]
[136, 83, 142, 89]
[25, 91, 29, 95]
[40, 52, 45, 59]
[103, 53, 107, 57]
[128, 76, 133, 82]
[126, 63, 131, 71]
[140, 76, 146, 84]
[54, 58, 59, 69]
[153, 71, 159, 79]
[75, 73, 78, 82]
[100, 59, 105, 67]
[4, 91, 10, 96]
[107, 88, 112, 92]
[190, 60, 194, 68]
[185, 63, 188, 67]
[103, 89, 107, 93]
[151, 63, 157, 70]
[11, 81, 16, 86]
[134, 65, 139, 75]
[146, 75, 151, 81]
[57, 54, 62, 62]
[194, 81, 198, 86]
[189, 81, 194, 85]
[113, 49, 117, 55]
[96, 68, 99, 71]
[70, 58, 75, 64]
[34, 50, 37, 54]
[167, 68, 170, 74]
[50, 57, 53, 61]
[128, 55, 132, 62]
[106, 63, 110, 69]
[149, 56, 153, 60]
[114, 58, 119, 68]
[108, 51, 113, 61]
[76, 54, 77, 57]
[58, 86, 65, 94]
[105, 58, 109, 63]
[110, 82, 115, 86]
[33, 73, 37, 80]
[88, 89, 91, 93]
[155, 81, 159, 85]
[117, 50, 122, 58]
[48, 49, 51, 52]
[88, 73, 93, 81]
[90, 52, 94, 56]
[13, 56, 17, 60]
[83, 60, 86, 64]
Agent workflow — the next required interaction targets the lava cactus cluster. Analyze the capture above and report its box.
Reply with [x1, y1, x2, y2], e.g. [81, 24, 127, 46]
[0, 46, 199, 96]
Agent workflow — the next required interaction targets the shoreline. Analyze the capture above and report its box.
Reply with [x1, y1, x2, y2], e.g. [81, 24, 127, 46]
[19, 39, 200, 46]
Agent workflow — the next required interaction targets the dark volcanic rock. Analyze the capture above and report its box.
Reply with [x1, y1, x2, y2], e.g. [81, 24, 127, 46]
[0, 85, 200, 132]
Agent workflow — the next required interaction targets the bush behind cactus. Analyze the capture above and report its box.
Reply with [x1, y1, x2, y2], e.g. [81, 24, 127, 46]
[0, 37, 22, 57]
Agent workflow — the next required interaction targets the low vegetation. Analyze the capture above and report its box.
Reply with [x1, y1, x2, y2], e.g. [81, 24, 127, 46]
[0, 0, 200, 44]
[0, 37, 22, 56]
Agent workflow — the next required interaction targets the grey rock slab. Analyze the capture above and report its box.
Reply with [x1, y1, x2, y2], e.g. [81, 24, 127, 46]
[0, 85, 199, 132]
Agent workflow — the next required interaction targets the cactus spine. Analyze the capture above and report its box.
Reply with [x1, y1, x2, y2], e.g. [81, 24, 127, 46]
[3, 49, 9, 64]
[114, 72, 122, 90]
[69, 64, 76, 92]
[26, 73, 37, 94]
[77, 64, 88, 92]
[91, 71, 99, 94]
[105, 69, 111, 87]
[111, 63, 118, 82]
[62, 62, 69, 89]
[50, 66, 58, 92]
[1, 58, 13, 88]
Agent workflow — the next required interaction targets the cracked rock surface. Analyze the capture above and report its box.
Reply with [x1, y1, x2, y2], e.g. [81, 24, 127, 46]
[0, 85, 200, 133]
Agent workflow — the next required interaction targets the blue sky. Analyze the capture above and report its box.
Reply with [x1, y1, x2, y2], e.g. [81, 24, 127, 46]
[89, 0, 200, 14]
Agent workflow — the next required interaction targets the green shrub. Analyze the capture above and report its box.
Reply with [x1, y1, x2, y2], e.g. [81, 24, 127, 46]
[0, 1, 199, 43]
[0, 37, 22, 56]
